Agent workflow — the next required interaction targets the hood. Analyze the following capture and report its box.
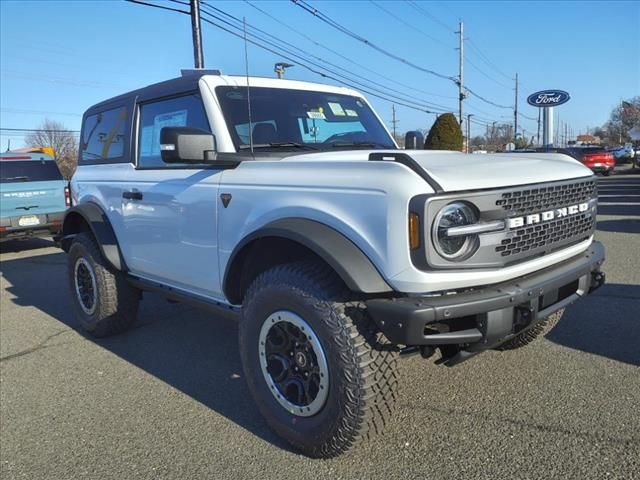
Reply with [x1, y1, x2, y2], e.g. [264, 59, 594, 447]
[286, 150, 593, 192]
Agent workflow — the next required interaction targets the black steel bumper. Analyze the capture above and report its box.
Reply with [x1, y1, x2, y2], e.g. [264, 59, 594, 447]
[366, 242, 605, 362]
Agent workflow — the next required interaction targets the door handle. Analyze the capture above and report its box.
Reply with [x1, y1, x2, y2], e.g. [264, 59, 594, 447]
[122, 191, 143, 200]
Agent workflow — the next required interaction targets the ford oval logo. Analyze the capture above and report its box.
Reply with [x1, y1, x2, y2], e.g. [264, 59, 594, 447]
[527, 90, 570, 107]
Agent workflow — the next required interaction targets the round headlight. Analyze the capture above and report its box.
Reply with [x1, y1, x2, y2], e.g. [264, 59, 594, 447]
[433, 202, 480, 260]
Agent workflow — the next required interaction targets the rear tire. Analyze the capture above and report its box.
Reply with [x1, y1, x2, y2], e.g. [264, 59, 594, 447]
[495, 309, 564, 350]
[67, 232, 139, 337]
[239, 260, 399, 458]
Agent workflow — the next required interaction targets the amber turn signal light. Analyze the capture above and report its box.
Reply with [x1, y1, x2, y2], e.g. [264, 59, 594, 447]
[409, 212, 420, 250]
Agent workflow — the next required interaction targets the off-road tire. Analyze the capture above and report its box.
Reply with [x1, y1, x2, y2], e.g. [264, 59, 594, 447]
[495, 309, 564, 350]
[67, 232, 139, 337]
[239, 260, 399, 458]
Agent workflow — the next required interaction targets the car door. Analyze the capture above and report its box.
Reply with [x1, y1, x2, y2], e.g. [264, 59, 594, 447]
[120, 92, 225, 300]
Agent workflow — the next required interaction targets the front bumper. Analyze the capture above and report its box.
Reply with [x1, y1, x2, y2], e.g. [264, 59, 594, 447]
[366, 242, 605, 363]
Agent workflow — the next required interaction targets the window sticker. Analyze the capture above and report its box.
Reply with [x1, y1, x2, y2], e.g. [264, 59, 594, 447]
[344, 109, 359, 117]
[328, 102, 346, 116]
[150, 110, 188, 155]
[307, 110, 326, 120]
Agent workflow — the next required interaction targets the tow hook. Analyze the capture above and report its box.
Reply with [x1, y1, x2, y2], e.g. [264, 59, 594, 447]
[589, 271, 606, 293]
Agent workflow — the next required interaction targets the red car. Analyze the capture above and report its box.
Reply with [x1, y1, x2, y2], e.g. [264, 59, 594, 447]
[560, 147, 615, 175]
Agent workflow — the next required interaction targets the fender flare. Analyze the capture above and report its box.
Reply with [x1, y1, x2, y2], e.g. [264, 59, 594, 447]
[61, 203, 127, 272]
[223, 218, 392, 298]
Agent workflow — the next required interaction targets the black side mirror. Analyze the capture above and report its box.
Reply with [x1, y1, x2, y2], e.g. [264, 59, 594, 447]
[160, 127, 216, 163]
[404, 131, 424, 150]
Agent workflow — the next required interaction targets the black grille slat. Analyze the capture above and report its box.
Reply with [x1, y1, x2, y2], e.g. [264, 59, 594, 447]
[497, 179, 596, 215]
[493, 178, 597, 259]
[497, 213, 594, 257]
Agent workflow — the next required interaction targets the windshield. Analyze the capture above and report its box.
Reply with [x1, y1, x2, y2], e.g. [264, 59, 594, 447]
[0, 160, 63, 183]
[216, 86, 396, 151]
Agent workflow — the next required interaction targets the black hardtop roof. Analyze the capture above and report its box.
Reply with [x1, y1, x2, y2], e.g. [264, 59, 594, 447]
[84, 73, 208, 116]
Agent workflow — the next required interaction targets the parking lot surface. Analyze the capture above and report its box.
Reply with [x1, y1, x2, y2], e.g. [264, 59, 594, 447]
[1, 172, 639, 480]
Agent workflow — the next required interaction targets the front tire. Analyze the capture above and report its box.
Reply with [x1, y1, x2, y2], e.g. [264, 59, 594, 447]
[239, 261, 399, 458]
[495, 309, 564, 350]
[67, 232, 139, 337]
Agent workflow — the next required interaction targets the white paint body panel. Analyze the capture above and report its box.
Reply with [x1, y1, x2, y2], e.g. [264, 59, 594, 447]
[72, 75, 596, 305]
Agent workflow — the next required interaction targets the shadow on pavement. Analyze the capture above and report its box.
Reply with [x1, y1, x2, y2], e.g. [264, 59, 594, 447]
[547, 283, 640, 367]
[0, 237, 56, 254]
[0, 250, 292, 452]
[597, 219, 640, 234]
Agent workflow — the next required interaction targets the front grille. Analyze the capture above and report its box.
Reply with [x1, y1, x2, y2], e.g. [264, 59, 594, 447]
[423, 177, 598, 270]
[495, 179, 596, 216]
[496, 212, 594, 257]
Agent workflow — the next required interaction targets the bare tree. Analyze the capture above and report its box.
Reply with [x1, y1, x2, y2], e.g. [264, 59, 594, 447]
[604, 97, 640, 145]
[25, 118, 78, 179]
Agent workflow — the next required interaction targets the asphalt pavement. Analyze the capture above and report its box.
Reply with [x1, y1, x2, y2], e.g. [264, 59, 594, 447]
[1, 171, 639, 480]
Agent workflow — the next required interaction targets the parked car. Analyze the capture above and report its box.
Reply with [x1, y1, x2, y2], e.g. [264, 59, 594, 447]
[59, 72, 605, 458]
[0, 150, 69, 241]
[612, 143, 635, 163]
[558, 147, 615, 175]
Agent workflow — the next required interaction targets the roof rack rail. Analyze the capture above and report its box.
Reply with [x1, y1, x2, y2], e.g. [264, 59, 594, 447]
[180, 69, 222, 77]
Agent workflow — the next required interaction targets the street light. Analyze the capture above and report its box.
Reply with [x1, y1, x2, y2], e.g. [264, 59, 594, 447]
[274, 62, 294, 79]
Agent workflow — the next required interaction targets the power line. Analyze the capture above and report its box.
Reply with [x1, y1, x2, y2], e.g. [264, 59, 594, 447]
[244, 0, 457, 100]
[133, 0, 448, 115]
[125, 0, 189, 15]
[369, 0, 452, 49]
[129, 0, 507, 128]
[404, 0, 454, 33]
[466, 39, 512, 81]
[465, 56, 511, 89]
[199, 9, 447, 115]
[291, 0, 458, 83]
[199, 2, 454, 113]
[518, 111, 538, 121]
[465, 86, 512, 109]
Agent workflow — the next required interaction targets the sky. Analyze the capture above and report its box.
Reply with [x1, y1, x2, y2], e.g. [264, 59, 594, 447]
[1, 0, 639, 149]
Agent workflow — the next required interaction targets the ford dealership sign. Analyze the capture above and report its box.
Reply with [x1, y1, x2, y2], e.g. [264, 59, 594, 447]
[527, 90, 570, 107]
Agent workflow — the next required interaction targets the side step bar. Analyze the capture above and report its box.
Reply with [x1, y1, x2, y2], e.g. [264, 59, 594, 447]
[128, 276, 240, 321]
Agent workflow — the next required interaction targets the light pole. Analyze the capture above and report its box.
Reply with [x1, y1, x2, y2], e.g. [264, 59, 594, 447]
[466, 114, 474, 153]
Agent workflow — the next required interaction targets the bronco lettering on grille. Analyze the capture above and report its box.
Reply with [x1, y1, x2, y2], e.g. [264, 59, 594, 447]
[507, 202, 590, 229]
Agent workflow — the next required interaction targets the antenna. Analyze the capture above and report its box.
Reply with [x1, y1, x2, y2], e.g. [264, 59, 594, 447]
[243, 16, 254, 154]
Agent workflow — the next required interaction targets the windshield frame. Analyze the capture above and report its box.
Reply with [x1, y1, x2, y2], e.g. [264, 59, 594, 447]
[215, 85, 397, 152]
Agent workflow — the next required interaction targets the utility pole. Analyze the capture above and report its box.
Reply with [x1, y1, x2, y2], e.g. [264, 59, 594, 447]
[514, 73, 518, 141]
[564, 123, 568, 147]
[391, 104, 398, 140]
[466, 114, 473, 152]
[190, 0, 204, 69]
[456, 21, 465, 130]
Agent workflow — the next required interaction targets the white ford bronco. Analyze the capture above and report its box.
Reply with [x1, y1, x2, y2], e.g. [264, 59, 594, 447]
[61, 71, 605, 457]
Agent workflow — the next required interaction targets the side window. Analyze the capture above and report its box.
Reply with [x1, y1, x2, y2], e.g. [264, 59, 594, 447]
[81, 106, 128, 163]
[138, 93, 210, 168]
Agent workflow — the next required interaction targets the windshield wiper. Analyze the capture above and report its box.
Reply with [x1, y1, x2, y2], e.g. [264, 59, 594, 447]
[1, 176, 29, 181]
[330, 141, 391, 149]
[240, 142, 318, 150]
